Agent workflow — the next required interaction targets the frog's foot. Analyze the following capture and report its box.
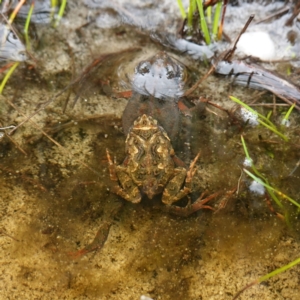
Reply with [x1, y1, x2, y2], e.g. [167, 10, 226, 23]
[165, 191, 219, 217]
[69, 221, 112, 259]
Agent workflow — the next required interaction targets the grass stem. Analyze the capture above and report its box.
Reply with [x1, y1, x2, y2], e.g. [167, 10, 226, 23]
[283, 103, 295, 121]
[244, 169, 300, 209]
[24, 2, 34, 49]
[259, 256, 300, 283]
[54, 0, 67, 27]
[177, 0, 187, 19]
[8, 0, 25, 24]
[213, 1, 222, 39]
[0, 62, 20, 94]
[230, 95, 288, 141]
[196, 0, 211, 44]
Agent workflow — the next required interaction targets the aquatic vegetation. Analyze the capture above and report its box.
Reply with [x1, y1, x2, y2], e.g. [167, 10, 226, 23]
[0, 61, 19, 94]
[22, 1, 34, 49]
[196, 0, 211, 44]
[230, 96, 288, 141]
[241, 136, 284, 210]
[281, 103, 295, 127]
[234, 254, 300, 299]
[241, 135, 300, 216]
[0, 0, 67, 92]
[244, 169, 300, 210]
[54, 0, 67, 27]
[177, 0, 224, 44]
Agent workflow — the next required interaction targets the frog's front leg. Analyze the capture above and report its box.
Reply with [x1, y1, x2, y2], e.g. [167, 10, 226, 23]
[162, 152, 200, 205]
[106, 149, 141, 203]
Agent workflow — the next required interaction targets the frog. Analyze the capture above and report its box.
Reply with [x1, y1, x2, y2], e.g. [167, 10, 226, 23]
[107, 114, 217, 215]
[107, 114, 197, 204]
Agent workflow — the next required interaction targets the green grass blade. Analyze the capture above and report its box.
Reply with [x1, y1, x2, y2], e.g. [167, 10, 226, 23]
[0, 62, 20, 94]
[229, 96, 288, 141]
[241, 135, 251, 161]
[259, 257, 300, 283]
[54, 0, 67, 27]
[241, 136, 283, 208]
[258, 119, 288, 141]
[229, 96, 275, 128]
[206, 6, 212, 24]
[251, 165, 283, 208]
[177, 0, 187, 19]
[8, 0, 25, 24]
[24, 2, 34, 49]
[212, 1, 222, 38]
[283, 103, 295, 121]
[51, 0, 58, 20]
[244, 169, 300, 209]
[187, 0, 196, 29]
[196, 0, 211, 44]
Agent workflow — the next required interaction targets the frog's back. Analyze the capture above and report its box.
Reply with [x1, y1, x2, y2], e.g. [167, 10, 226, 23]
[124, 115, 175, 198]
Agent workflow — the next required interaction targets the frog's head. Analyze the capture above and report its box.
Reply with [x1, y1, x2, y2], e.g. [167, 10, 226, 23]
[131, 52, 186, 100]
[131, 114, 168, 141]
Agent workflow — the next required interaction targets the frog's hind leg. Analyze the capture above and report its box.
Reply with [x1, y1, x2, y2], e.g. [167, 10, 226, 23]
[162, 152, 200, 206]
[106, 149, 141, 204]
[165, 191, 219, 217]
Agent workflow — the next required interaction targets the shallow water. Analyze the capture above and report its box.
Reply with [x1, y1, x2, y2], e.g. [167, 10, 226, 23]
[0, 1, 300, 299]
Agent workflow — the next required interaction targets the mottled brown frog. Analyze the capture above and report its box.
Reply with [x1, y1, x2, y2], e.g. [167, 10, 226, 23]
[107, 114, 199, 206]
[107, 52, 216, 214]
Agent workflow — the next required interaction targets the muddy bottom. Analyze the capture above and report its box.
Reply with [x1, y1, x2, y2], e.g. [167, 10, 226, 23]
[0, 1, 300, 300]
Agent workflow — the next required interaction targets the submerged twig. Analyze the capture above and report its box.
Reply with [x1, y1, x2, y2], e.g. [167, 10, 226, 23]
[222, 14, 254, 62]
[0, 126, 27, 155]
[217, 0, 227, 40]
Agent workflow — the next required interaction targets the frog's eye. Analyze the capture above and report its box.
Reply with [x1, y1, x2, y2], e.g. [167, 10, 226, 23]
[136, 62, 150, 75]
[165, 65, 175, 79]
[166, 70, 175, 79]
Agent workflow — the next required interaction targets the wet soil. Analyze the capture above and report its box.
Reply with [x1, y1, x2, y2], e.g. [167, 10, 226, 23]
[0, 1, 300, 300]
